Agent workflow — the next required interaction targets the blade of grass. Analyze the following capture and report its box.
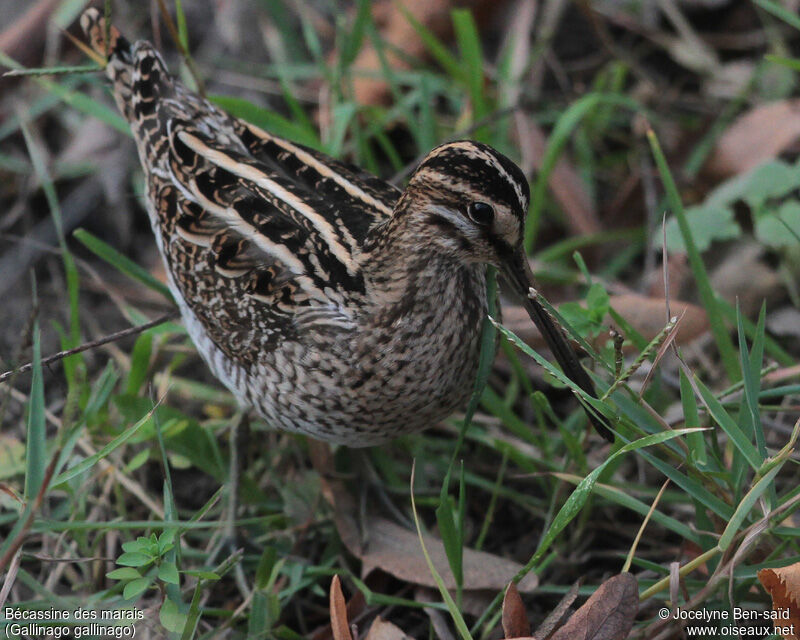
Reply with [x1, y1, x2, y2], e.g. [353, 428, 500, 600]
[717, 297, 793, 366]
[622, 479, 670, 573]
[491, 319, 615, 425]
[680, 369, 707, 466]
[4, 65, 103, 77]
[435, 464, 465, 608]
[52, 405, 156, 485]
[634, 448, 732, 519]
[530, 429, 701, 570]
[452, 9, 488, 135]
[646, 127, 740, 381]
[209, 95, 322, 150]
[694, 376, 762, 471]
[754, 0, 800, 30]
[764, 54, 800, 72]
[19, 115, 84, 388]
[718, 462, 784, 551]
[470, 428, 702, 634]
[174, 0, 189, 51]
[341, 0, 371, 67]
[410, 460, 473, 640]
[737, 303, 767, 459]
[551, 474, 697, 542]
[394, 1, 465, 83]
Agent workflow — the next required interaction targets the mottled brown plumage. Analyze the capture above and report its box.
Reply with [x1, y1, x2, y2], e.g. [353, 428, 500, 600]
[81, 9, 611, 445]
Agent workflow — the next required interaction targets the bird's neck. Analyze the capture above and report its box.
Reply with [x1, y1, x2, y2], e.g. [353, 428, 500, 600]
[361, 214, 487, 324]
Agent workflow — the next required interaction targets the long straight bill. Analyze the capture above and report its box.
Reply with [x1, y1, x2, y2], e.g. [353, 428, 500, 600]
[502, 254, 613, 441]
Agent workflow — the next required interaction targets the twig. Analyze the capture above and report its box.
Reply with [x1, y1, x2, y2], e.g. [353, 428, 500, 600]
[0, 312, 179, 383]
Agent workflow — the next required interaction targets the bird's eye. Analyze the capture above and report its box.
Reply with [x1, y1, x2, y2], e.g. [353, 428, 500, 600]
[466, 201, 494, 226]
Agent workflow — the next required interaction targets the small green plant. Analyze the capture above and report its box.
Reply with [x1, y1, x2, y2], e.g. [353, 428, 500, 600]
[107, 530, 185, 629]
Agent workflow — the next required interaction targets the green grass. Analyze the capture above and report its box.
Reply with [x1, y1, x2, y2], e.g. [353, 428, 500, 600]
[1, 2, 799, 639]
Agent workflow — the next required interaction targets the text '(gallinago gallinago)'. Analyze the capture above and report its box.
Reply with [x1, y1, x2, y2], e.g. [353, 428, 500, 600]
[81, 9, 612, 446]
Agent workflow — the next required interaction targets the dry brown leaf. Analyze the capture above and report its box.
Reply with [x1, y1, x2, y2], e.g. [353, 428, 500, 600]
[330, 576, 353, 640]
[547, 573, 638, 640]
[312, 439, 539, 595]
[365, 617, 414, 640]
[710, 243, 782, 317]
[758, 563, 800, 639]
[503, 582, 531, 638]
[313, 579, 367, 640]
[339, 515, 539, 593]
[607, 295, 707, 345]
[705, 100, 800, 178]
[501, 294, 708, 352]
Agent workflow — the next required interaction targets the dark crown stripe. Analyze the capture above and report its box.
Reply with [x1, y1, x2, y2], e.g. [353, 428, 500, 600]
[420, 152, 525, 214]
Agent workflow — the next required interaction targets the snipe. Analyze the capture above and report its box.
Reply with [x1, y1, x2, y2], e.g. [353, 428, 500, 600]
[81, 9, 611, 446]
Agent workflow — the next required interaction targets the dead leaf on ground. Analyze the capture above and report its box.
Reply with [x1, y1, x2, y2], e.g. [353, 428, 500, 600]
[710, 243, 782, 317]
[329, 576, 353, 640]
[501, 294, 708, 352]
[758, 562, 800, 640]
[365, 617, 414, 640]
[608, 295, 707, 346]
[705, 100, 800, 178]
[311, 440, 539, 595]
[340, 515, 539, 593]
[546, 573, 638, 640]
[502, 582, 532, 638]
[314, 584, 366, 640]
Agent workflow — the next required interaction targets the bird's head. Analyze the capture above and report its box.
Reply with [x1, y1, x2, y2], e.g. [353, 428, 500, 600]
[402, 140, 529, 268]
[400, 140, 613, 441]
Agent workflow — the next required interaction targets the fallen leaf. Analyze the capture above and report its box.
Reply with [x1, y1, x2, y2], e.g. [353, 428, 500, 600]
[503, 582, 531, 639]
[710, 243, 782, 317]
[340, 515, 539, 594]
[758, 562, 800, 639]
[313, 441, 539, 595]
[313, 580, 367, 640]
[501, 294, 708, 352]
[330, 576, 353, 640]
[547, 573, 638, 640]
[365, 617, 414, 640]
[705, 100, 800, 178]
